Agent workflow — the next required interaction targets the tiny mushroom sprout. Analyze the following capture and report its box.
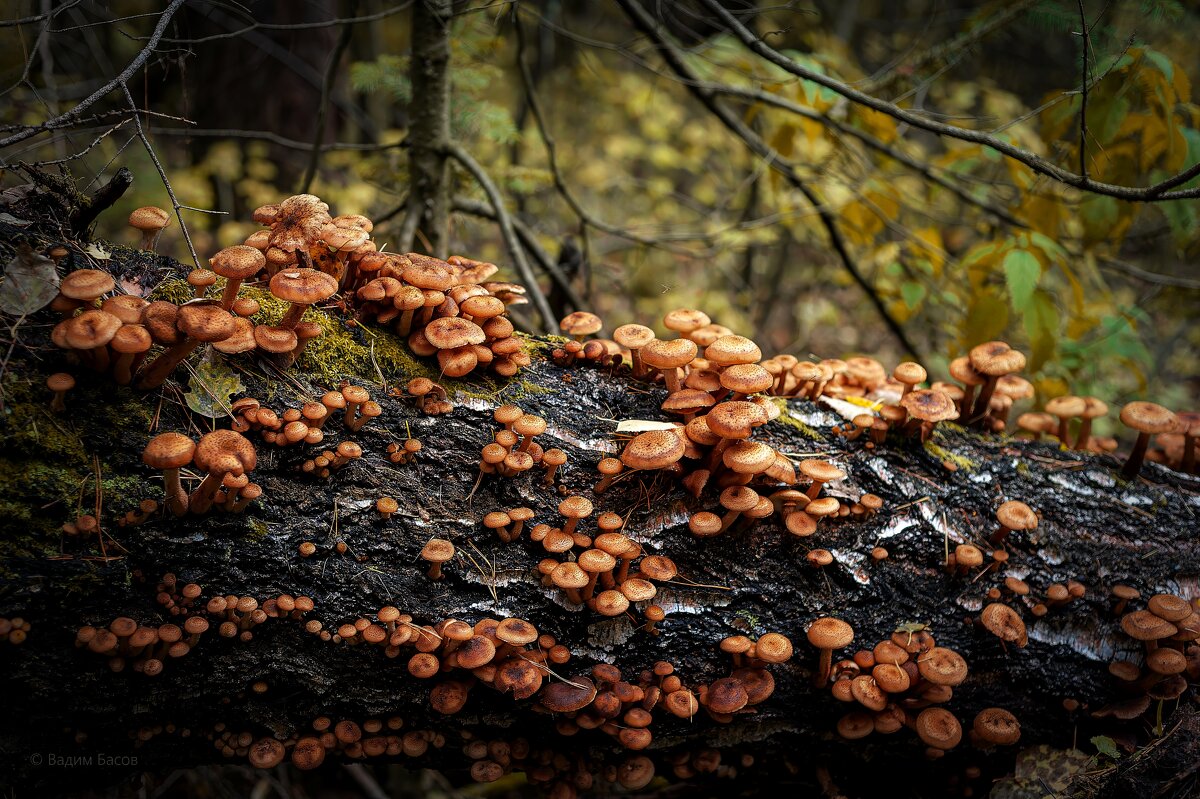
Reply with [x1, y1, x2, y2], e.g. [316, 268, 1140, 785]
[1119, 401, 1180, 478]
[892, 361, 927, 397]
[421, 538, 455, 579]
[46, 373, 74, 413]
[143, 432, 196, 516]
[129, 206, 171, 250]
[808, 617, 854, 687]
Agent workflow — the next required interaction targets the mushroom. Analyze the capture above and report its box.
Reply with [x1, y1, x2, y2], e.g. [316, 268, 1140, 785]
[808, 617, 854, 687]
[966, 341, 1025, 425]
[46, 373, 75, 412]
[143, 433, 196, 516]
[129, 206, 171, 251]
[620, 430, 685, 473]
[899, 389, 960, 441]
[63, 309, 122, 371]
[989, 500, 1037, 546]
[979, 603, 1027, 648]
[135, 303, 237, 389]
[421, 538, 455, 579]
[559, 311, 603, 341]
[269, 268, 339, 330]
[189, 430, 256, 515]
[1119, 401, 1179, 478]
[640, 338, 697, 393]
[210, 246, 266, 310]
[1044, 395, 1087, 444]
[613, 324, 655, 377]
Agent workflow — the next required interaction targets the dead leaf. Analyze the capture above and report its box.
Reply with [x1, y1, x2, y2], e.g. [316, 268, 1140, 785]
[184, 353, 244, 418]
[0, 243, 60, 316]
[83, 243, 111, 260]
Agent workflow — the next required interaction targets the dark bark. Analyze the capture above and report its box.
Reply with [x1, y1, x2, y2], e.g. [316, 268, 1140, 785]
[406, 0, 452, 258]
[0, 191, 1198, 799]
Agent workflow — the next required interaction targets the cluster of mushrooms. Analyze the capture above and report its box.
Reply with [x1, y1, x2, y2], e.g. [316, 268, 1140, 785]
[1099, 591, 1199, 721]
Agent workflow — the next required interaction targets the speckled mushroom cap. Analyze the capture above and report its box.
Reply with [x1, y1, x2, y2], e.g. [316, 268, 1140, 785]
[705, 401, 767, 439]
[194, 430, 256, 476]
[65, 310, 122, 349]
[661, 388, 716, 417]
[559, 495, 594, 521]
[128, 206, 171, 233]
[268, 194, 331, 252]
[969, 341, 1026, 376]
[174, 303, 236, 342]
[1119, 401, 1179, 434]
[1079, 396, 1109, 419]
[641, 337, 698, 369]
[494, 617, 538, 647]
[551, 562, 589, 591]
[613, 323, 655, 350]
[755, 633, 794, 663]
[948, 355, 985, 386]
[915, 707, 962, 749]
[101, 295, 149, 324]
[210, 245, 266, 279]
[720, 363, 774, 395]
[213, 318, 256, 354]
[980, 603, 1028, 647]
[424, 317, 486, 349]
[662, 308, 711, 335]
[705, 335, 762, 366]
[799, 460, 846, 485]
[142, 301, 182, 345]
[901, 389, 960, 422]
[540, 676, 597, 712]
[402, 255, 455, 290]
[460, 295, 505, 320]
[638, 555, 677, 582]
[996, 500, 1038, 530]
[706, 677, 749, 714]
[1044, 395, 1087, 419]
[111, 324, 152, 354]
[142, 432, 196, 469]
[995, 374, 1034, 400]
[60, 269, 115, 301]
[620, 429, 685, 470]
[972, 708, 1021, 745]
[1147, 594, 1192, 622]
[420, 538, 455, 563]
[559, 311, 603, 337]
[253, 324, 298, 353]
[807, 617, 854, 649]
[918, 647, 969, 686]
[893, 361, 927, 386]
[722, 441, 776, 474]
[269, 268, 338, 305]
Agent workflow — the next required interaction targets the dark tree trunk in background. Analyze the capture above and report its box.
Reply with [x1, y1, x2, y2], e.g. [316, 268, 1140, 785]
[405, 0, 452, 257]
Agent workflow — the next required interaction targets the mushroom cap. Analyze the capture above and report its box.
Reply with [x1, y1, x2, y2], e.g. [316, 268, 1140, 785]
[661, 388, 716, 415]
[915, 707, 962, 750]
[551, 562, 589, 590]
[46, 372, 75, 392]
[688, 511, 724, 537]
[460, 295, 505, 319]
[1080, 396, 1109, 419]
[948, 356, 985, 386]
[720, 363, 774, 395]
[721, 441, 776, 475]
[421, 538, 455, 563]
[513, 414, 547, 438]
[995, 374, 1035, 400]
[973, 708, 1021, 746]
[893, 361, 927, 385]
[402, 254, 455, 290]
[980, 603, 1028, 647]
[917, 647, 969, 686]
[900, 389, 960, 422]
[1044, 395, 1087, 418]
[540, 676, 597, 712]
[594, 589, 629, 616]
[177, 303, 236, 342]
[662, 308, 710, 333]
[807, 617, 854, 649]
[424, 316, 486, 349]
[495, 617, 538, 646]
[1119, 401, 1179, 434]
[785, 511, 817, 536]
[194, 430, 256, 475]
[619, 578, 657, 602]
[705, 335, 762, 366]
[637, 555, 677, 582]
[559, 495, 593, 520]
[111, 324, 153, 354]
[706, 677, 749, 714]
[641, 337, 698, 369]
[559, 311, 602, 337]
[60, 269, 116, 301]
[253, 324, 298, 353]
[706, 401, 768, 439]
[800, 459, 846, 484]
[269, 268, 338, 305]
[63, 309, 122, 350]
[613, 323, 655, 350]
[806, 497, 840, 517]
[1145, 648, 1186, 676]
[142, 301, 183, 345]
[1147, 594, 1192, 623]
[968, 341, 1025, 376]
[620, 429, 686, 470]
[996, 500, 1038, 530]
[210, 245, 266, 280]
[376, 497, 399, 514]
[483, 511, 511, 529]
[578, 548, 616, 574]
[269, 195, 331, 252]
[248, 737, 286, 769]
[143, 432, 196, 469]
[455, 636, 497, 669]
[755, 632, 793, 663]
[128, 206, 171, 232]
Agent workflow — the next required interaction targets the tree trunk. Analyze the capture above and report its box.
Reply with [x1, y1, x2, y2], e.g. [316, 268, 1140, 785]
[405, 0, 452, 258]
[0, 200, 1197, 799]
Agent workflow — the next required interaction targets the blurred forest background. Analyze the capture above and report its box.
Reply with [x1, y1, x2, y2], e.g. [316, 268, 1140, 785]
[2, 0, 1198, 428]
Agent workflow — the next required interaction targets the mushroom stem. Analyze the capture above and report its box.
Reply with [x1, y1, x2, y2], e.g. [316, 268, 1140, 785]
[162, 467, 189, 517]
[135, 339, 201, 390]
[190, 468, 231, 515]
[427, 562, 444, 580]
[219, 280, 245, 311]
[279, 302, 310, 330]
[970, 378, 999, 426]
[814, 648, 833, 688]
[1121, 432, 1152, 479]
[140, 230, 161, 251]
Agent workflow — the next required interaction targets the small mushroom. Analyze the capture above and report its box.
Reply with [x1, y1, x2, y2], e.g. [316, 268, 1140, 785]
[129, 206, 171, 251]
[1119, 401, 1179, 478]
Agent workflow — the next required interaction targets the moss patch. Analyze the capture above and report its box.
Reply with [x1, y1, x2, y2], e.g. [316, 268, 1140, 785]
[768, 399, 822, 439]
[924, 439, 977, 472]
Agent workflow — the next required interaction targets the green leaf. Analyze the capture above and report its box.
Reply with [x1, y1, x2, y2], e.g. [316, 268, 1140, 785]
[1028, 231, 1068, 263]
[900, 281, 926, 309]
[1091, 735, 1121, 760]
[184, 354, 245, 419]
[1003, 249, 1041, 310]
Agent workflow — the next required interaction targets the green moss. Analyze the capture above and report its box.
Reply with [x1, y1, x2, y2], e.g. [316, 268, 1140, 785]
[149, 277, 194, 305]
[924, 440, 977, 471]
[245, 518, 270, 542]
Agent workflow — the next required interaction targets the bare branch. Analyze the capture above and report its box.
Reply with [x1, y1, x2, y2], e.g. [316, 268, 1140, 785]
[444, 142, 556, 333]
[300, 0, 359, 194]
[617, 0, 922, 360]
[697, 0, 1200, 202]
[0, 0, 187, 150]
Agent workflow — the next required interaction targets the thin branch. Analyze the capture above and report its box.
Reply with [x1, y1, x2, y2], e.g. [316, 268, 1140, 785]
[443, 142, 556, 333]
[451, 195, 587, 311]
[22, 118, 130, 166]
[0, 0, 187, 150]
[1098, 258, 1200, 290]
[618, 0, 922, 359]
[122, 84, 200, 269]
[696, 0, 1200, 202]
[1077, 0, 1089, 180]
[300, 0, 358, 193]
[147, 126, 406, 153]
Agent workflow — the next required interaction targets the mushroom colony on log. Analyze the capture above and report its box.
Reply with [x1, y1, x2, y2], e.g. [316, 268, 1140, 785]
[0, 191, 1198, 799]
